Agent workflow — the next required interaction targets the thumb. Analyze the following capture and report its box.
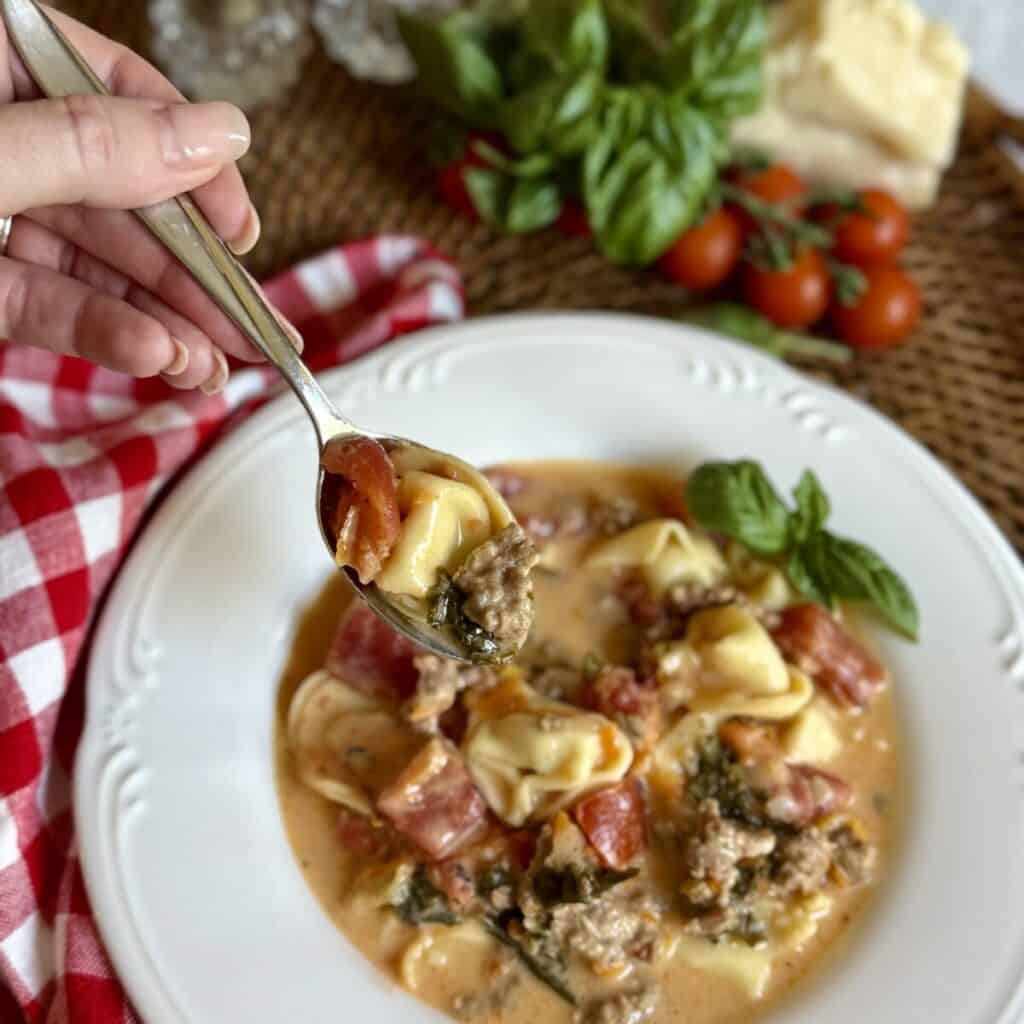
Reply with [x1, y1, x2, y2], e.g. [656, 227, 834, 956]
[0, 95, 250, 214]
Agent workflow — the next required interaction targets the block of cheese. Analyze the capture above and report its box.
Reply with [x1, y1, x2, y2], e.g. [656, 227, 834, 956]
[731, 0, 969, 210]
[732, 94, 942, 210]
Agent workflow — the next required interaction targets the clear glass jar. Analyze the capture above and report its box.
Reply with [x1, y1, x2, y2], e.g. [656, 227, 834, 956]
[312, 0, 459, 84]
[148, 0, 314, 109]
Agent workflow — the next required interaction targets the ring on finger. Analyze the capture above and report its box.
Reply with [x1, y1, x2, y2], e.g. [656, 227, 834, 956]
[0, 216, 13, 257]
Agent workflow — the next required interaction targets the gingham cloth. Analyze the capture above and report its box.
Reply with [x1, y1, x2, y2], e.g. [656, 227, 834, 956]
[0, 236, 464, 1023]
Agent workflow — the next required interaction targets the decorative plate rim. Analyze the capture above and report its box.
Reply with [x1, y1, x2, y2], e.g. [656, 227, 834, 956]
[75, 312, 1024, 1024]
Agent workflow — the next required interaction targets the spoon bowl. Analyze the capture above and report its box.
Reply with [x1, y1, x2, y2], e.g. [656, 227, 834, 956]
[315, 431, 516, 663]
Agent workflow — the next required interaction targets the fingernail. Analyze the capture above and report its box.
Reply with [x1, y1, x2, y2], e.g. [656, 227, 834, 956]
[161, 337, 189, 376]
[200, 348, 230, 395]
[229, 203, 261, 255]
[159, 102, 250, 167]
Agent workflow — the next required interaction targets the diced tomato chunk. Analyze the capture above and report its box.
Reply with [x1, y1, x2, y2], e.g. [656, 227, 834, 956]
[773, 603, 886, 709]
[768, 765, 853, 827]
[336, 806, 396, 860]
[377, 738, 487, 861]
[321, 436, 400, 584]
[326, 603, 420, 702]
[504, 829, 536, 872]
[657, 490, 691, 525]
[581, 667, 663, 750]
[573, 778, 646, 869]
[718, 718, 780, 764]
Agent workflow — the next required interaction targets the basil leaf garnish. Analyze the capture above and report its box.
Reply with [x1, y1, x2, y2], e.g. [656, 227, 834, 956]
[790, 469, 830, 545]
[785, 545, 832, 607]
[685, 460, 791, 555]
[686, 459, 919, 641]
[804, 533, 919, 641]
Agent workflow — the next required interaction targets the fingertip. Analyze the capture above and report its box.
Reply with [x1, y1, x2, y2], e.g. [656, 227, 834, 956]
[200, 347, 230, 395]
[228, 203, 261, 255]
[99, 313, 177, 378]
[162, 337, 190, 376]
[157, 337, 217, 390]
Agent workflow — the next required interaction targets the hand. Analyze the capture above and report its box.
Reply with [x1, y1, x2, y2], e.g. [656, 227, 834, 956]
[0, 6, 294, 393]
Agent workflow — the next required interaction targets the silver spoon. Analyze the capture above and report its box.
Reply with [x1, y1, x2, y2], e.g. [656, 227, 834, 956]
[2, 0, 512, 662]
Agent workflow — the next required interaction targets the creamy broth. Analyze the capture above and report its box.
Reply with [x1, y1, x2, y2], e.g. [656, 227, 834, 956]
[276, 463, 904, 1024]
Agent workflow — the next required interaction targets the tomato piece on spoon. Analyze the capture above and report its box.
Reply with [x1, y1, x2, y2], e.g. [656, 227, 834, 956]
[321, 436, 401, 584]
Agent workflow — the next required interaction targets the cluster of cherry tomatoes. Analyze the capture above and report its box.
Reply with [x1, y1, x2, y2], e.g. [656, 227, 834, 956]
[437, 137, 922, 352]
[657, 164, 922, 351]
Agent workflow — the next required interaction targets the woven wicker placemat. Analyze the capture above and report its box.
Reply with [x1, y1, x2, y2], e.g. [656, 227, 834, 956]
[51, 1, 1024, 552]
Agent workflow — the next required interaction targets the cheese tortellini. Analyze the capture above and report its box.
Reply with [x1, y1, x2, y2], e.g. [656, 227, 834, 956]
[462, 678, 633, 826]
[724, 541, 793, 611]
[400, 922, 492, 994]
[665, 891, 832, 998]
[782, 700, 841, 764]
[668, 931, 773, 999]
[375, 447, 514, 598]
[672, 605, 813, 720]
[585, 518, 726, 596]
[287, 670, 420, 815]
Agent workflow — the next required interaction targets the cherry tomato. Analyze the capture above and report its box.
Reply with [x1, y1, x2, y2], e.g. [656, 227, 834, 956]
[728, 163, 807, 235]
[557, 200, 593, 238]
[659, 207, 743, 292]
[436, 132, 506, 219]
[741, 248, 831, 329]
[831, 266, 921, 350]
[437, 161, 479, 218]
[819, 189, 909, 266]
[730, 163, 807, 206]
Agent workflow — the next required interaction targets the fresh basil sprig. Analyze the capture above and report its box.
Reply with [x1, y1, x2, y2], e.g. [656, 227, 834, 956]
[605, 0, 765, 117]
[396, 10, 504, 125]
[464, 167, 563, 233]
[398, 0, 766, 266]
[686, 461, 919, 640]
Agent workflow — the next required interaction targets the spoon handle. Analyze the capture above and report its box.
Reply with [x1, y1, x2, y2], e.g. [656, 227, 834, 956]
[139, 193, 351, 447]
[0, 0, 354, 449]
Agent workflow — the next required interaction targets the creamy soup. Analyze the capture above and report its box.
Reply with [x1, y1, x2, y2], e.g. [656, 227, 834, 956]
[276, 462, 903, 1024]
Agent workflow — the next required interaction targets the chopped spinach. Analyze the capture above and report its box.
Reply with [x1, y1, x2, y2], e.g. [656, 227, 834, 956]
[483, 915, 577, 1006]
[689, 737, 765, 828]
[581, 651, 605, 681]
[732, 860, 768, 900]
[393, 866, 460, 926]
[734, 909, 768, 947]
[476, 864, 514, 897]
[531, 864, 638, 906]
[427, 571, 503, 661]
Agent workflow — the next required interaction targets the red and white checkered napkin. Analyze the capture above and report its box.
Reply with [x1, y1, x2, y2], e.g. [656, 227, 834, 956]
[0, 237, 464, 1023]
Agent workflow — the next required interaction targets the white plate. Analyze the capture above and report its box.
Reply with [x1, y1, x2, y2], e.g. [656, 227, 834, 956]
[76, 313, 1024, 1024]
